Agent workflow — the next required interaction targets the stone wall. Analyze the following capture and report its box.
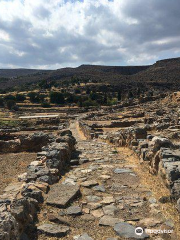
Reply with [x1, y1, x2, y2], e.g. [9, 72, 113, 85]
[0, 132, 54, 153]
[99, 127, 180, 206]
[79, 121, 95, 139]
[0, 130, 76, 240]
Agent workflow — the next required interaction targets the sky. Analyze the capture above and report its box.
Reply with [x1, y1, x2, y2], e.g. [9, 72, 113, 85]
[0, 0, 180, 69]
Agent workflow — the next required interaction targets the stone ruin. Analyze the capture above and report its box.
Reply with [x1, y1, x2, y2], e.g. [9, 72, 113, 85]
[0, 130, 76, 240]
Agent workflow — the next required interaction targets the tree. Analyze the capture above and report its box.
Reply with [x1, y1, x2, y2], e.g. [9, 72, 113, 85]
[103, 93, 107, 105]
[49, 92, 65, 104]
[41, 102, 51, 108]
[16, 94, 26, 102]
[6, 100, 18, 110]
[75, 89, 81, 94]
[0, 98, 4, 107]
[86, 88, 91, 94]
[78, 97, 83, 108]
[28, 92, 40, 103]
[4, 95, 16, 101]
[128, 91, 134, 99]
[118, 91, 121, 101]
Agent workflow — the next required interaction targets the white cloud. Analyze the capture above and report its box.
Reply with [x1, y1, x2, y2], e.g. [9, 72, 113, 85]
[0, 0, 179, 68]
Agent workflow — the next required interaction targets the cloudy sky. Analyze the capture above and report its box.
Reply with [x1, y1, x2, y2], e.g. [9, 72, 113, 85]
[0, 0, 179, 69]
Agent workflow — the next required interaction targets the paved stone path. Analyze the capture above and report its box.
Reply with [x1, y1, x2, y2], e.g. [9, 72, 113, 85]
[36, 121, 177, 240]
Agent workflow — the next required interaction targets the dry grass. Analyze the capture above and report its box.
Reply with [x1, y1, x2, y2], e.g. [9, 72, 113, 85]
[0, 152, 37, 194]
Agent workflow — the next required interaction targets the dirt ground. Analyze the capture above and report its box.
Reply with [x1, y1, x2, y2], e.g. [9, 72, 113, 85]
[0, 152, 36, 194]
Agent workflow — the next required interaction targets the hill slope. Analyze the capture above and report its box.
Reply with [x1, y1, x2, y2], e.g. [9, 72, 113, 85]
[0, 57, 180, 91]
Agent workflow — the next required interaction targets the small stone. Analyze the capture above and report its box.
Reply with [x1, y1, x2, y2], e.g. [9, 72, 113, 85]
[91, 209, 104, 218]
[139, 218, 162, 227]
[101, 196, 115, 204]
[114, 168, 132, 174]
[81, 214, 95, 221]
[106, 238, 118, 240]
[93, 185, 105, 192]
[100, 175, 111, 180]
[79, 159, 89, 164]
[66, 206, 82, 216]
[37, 224, 69, 237]
[103, 205, 118, 216]
[99, 215, 123, 227]
[87, 202, 102, 210]
[73, 233, 94, 240]
[149, 197, 157, 204]
[70, 159, 79, 165]
[83, 208, 90, 214]
[81, 181, 98, 188]
[86, 195, 101, 203]
[47, 214, 70, 226]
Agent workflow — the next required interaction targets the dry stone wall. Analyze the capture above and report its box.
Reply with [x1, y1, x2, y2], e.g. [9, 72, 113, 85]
[99, 127, 180, 207]
[0, 130, 76, 240]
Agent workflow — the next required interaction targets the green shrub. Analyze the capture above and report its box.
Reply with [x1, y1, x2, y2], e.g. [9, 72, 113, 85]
[6, 100, 18, 110]
[28, 92, 40, 103]
[16, 94, 26, 102]
[4, 95, 16, 101]
[0, 98, 4, 107]
[41, 102, 51, 108]
[50, 92, 65, 104]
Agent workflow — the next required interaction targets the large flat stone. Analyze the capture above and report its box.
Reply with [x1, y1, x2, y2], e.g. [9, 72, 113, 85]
[37, 224, 69, 237]
[99, 216, 123, 226]
[114, 222, 149, 239]
[46, 183, 80, 208]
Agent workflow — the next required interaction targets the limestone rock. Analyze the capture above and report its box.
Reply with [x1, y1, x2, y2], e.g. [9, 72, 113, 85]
[37, 223, 70, 237]
[47, 184, 80, 208]
[114, 222, 149, 239]
[99, 215, 123, 227]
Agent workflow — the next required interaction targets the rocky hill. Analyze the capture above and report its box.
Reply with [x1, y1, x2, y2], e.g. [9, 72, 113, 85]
[0, 69, 51, 78]
[0, 57, 180, 91]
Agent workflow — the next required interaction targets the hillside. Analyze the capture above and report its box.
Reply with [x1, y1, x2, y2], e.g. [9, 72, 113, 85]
[0, 69, 51, 78]
[0, 57, 180, 91]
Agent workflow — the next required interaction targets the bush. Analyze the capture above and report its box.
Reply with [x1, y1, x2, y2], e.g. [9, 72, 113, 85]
[0, 98, 4, 107]
[41, 102, 51, 108]
[6, 100, 18, 110]
[4, 95, 16, 101]
[75, 89, 81, 94]
[28, 92, 40, 103]
[16, 94, 26, 102]
[50, 92, 65, 104]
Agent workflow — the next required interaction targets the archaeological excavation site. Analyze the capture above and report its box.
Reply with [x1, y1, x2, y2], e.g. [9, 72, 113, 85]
[1, 57, 180, 240]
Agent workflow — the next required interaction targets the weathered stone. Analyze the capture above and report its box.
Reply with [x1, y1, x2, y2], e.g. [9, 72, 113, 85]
[114, 168, 132, 174]
[103, 205, 117, 216]
[81, 181, 98, 188]
[114, 222, 149, 239]
[106, 238, 118, 240]
[86, 195, 101, 203]
[81, 214, 95, 221]
[101, 196, 115, 204]
[48, 214, 70, 226]
[37, 223, 69, 237]
[93, 185, 105, 192]
[47, 184, 80, 208]
[91, 209, 104, 218]
[99, 215, 123, 226]
[73, 233, 94, 240]
[66, 206, 82, 216]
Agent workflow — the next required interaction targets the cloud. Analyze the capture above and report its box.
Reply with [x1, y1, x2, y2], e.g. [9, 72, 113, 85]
[0, 0, 179, 69]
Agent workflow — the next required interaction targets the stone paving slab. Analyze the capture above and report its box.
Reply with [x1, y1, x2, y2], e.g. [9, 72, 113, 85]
[46, 183, 80, 208]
